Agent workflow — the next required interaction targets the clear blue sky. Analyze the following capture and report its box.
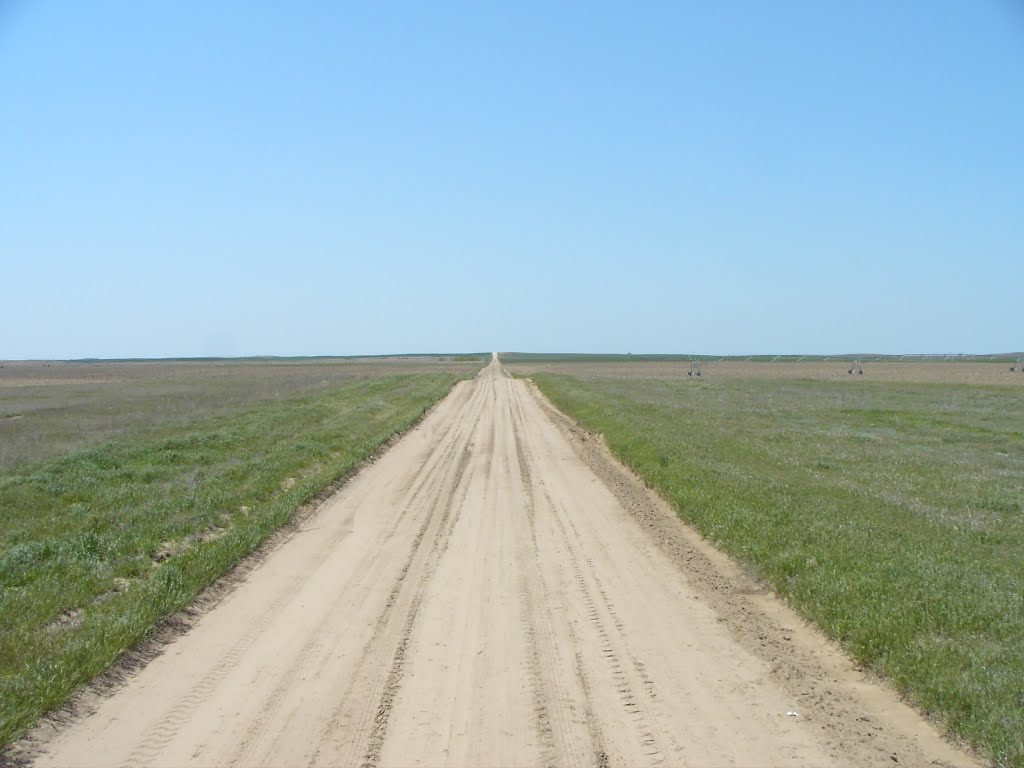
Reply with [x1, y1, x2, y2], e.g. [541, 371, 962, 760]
[2, 2, 1022, 358]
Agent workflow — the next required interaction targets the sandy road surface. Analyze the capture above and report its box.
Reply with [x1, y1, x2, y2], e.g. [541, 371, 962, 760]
[27, 358, 979, 767]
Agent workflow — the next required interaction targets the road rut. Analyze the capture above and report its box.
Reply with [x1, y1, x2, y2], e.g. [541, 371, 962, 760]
[27, 358, 980, 767]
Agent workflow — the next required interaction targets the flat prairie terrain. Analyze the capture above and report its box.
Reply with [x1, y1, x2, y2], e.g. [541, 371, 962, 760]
[509, 360, 1023, 767]
[11, 360, 982, 768]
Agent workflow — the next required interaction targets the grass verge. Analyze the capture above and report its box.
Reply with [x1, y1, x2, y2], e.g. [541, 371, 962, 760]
[530, 372, 1023, 768]
[0, 372, 464, 747]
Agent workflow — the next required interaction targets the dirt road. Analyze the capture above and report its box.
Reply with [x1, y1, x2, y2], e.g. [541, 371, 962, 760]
[28, 358, 979, 767]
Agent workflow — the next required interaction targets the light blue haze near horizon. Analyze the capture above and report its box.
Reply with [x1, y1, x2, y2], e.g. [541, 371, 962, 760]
[2, 1, 1022, 359]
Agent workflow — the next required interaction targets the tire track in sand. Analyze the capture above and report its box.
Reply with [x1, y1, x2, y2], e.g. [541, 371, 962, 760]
[506, 379, 593, 768]
[313, 408, 483, 767]
[224, 381, 491, 767]
[505, 378, 602, 768]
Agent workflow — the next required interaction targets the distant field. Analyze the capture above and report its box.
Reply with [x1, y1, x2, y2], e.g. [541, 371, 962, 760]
[512, 362, 1024, 767]
[500, 351, 1024, 364]
[508, 358, 1024, 386]
[0, 357, 485, 469]
[0, 361, 481, 747]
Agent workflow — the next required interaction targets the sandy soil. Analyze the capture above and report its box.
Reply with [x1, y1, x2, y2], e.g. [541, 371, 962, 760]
[22, 358, 982, 767]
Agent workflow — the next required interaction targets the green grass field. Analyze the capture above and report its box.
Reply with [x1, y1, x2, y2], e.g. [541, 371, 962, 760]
[524, 369, 1023, 768]
[0, 369, 474, 747]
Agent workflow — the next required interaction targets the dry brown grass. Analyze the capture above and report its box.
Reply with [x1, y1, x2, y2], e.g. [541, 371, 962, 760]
[507, 360, 1024, 386]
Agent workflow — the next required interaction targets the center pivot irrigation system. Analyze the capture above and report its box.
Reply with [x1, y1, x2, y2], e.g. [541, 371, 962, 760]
[848, 359, 864, 375]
